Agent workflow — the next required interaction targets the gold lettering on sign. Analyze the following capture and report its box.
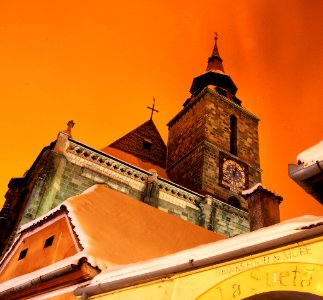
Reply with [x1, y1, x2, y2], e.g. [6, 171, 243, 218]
[214, 245, 312, 277]
[197, 263, 321, 300]
[232, 283, 241, 298]
[249, 265, 315, 289]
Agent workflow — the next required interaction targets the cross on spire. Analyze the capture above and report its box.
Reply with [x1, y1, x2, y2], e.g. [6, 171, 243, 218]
[147, 97, 159, 120]
[206, 32, 224, 73]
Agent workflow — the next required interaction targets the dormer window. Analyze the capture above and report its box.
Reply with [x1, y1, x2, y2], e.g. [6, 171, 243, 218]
[18, 248, 28, 261]
[44, 235, 54, 248]
[143, 139, 152, 150]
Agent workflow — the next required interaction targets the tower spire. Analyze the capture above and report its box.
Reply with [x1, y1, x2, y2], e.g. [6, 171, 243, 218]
[206, 33, 225, 73]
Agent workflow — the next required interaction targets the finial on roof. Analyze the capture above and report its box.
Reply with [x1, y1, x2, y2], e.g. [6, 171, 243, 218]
[147, 97, 159, 121]
[206, 33, 225, 73]
[67, 120, 75, 131]
[62, 120, 75, 137]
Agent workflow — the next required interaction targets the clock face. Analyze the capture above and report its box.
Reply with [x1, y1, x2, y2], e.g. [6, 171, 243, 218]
[222, 160, 246, 190]
[219, 152, 248, 193]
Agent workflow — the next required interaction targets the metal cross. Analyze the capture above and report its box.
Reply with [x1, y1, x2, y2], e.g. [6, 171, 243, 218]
[214, 32, 218, 40]
[147, 97, 159, 120]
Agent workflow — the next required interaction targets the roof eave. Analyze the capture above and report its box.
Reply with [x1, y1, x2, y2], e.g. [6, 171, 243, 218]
[288, 161, 323, 204]
[75, 218, 323, 297]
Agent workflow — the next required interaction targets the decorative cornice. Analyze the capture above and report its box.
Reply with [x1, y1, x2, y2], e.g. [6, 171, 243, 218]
[66, 140, 202, 206]
[209, 197, 249, 219]
[65, 139, 248, 221]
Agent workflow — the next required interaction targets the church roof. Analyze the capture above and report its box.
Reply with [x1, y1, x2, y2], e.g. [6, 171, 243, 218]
[102, 146, 168, 179]
[102, 120, 167, 169]
[14, 184, 222, 270]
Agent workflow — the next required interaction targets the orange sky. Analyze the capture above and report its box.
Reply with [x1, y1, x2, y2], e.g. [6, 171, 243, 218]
[0, 0, 322, 220]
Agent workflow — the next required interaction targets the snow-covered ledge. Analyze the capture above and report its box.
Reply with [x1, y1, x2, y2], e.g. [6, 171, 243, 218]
[297, 140, 323, 168]
[289, 140, 323, 205]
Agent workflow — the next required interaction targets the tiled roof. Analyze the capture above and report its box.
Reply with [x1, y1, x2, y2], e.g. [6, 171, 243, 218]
[102, 120, 167, 168]
[102, 146, 168, 179]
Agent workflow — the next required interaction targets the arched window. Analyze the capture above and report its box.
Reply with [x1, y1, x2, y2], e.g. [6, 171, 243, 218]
[230, 115, 237, 155]
[227, 196, 241, 209]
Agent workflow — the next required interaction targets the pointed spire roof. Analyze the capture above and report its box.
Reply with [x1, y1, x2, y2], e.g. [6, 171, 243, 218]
[206, 33, 225, 73]
[101, 120, 167, 168]
[189, 34, 237, 96]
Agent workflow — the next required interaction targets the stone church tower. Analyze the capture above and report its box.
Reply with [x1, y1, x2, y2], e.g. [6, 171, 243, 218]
[167, 35, 261, 209]
[0, 36, 272, 258]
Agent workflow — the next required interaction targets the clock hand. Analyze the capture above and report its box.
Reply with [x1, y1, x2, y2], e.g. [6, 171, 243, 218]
[233, 166, 237, 176]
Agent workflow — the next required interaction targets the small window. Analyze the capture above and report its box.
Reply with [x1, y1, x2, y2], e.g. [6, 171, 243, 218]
[143, 139, 152, 150]
[44, 235, 54, 248]
[18, 248, 28, 261]
[228, 196, 241, 209]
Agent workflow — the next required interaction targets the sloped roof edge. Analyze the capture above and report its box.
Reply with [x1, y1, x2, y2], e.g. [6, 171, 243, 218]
[75, 215, 323, 296]
[8, 185, 222, 272]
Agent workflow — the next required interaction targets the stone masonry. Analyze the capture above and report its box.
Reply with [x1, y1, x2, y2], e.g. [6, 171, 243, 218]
[0, 131, 249, 257]
[167, 87, 261, 207]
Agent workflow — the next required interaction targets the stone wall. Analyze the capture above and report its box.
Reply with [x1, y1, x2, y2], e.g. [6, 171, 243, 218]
[167, 96, 207, 168]
[167, 87, 261, 205]
[1, 131, 250, 260]
[204, 89, 260, 167]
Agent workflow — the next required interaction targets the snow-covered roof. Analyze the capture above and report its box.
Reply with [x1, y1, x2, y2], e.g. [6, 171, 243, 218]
[0, 253, 83, 294]
[75, 215, 323, 295]
[0, 185, 222, 296]
[242, 183, 282, 200]
[297, 140, 323, 167]
[10, 185, 222, 271]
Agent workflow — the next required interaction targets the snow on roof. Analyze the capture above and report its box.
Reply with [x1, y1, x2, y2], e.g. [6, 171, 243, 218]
[297, 140, 323, 167]
[241, 183, 282, 199]
[18, 205, 63, 233]
[64, 185, 221, 270]
[12, 185, 222, 272]
[77, 215, 323, 294]
[0, 253, 83, 293]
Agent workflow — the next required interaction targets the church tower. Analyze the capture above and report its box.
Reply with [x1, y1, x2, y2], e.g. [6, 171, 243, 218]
[167, 35, 261, 209]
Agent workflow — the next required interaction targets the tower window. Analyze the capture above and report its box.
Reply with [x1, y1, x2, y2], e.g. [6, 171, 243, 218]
[143, 139, 152, 150]
[44, 235, 54, 248]
[18, 248, 28, 261]
[230, 115, 238, 155]
[228, 196, 241, 209]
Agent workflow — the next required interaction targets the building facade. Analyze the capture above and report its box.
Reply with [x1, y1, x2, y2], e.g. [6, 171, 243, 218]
[0, 36, 263, 258]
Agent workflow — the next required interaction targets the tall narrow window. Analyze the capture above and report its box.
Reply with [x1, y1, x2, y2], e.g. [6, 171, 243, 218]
[230, 115, 238, 155]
